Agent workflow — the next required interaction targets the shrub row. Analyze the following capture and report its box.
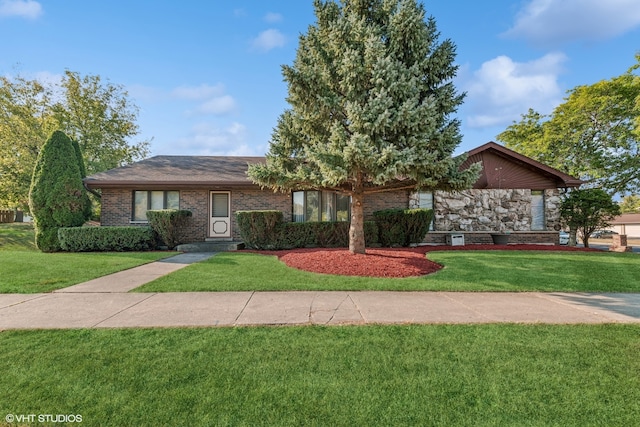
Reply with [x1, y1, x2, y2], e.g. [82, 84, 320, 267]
[236, 210, 391, 250]
[373, 208, 434, 247]
[58, 226, 156, 252]
[277, 221, 379, 249]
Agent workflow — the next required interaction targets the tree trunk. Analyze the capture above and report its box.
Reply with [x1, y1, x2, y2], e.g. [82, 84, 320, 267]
[568, 227, 578, 247]
[349, 190, 366, 254]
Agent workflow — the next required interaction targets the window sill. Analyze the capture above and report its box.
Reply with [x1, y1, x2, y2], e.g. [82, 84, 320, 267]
[129, 220, 149, 224]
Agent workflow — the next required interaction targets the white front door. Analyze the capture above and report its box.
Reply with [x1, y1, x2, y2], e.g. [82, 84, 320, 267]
[210, 191, 231, 238]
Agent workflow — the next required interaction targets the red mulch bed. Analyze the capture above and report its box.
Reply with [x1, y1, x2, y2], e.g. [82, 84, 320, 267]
[244, 244, 600, 278]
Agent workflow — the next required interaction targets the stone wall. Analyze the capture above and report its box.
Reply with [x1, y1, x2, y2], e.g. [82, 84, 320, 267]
[427, 189, 561, 232]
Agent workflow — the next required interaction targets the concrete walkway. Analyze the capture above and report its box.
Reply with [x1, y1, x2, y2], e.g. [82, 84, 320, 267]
[1, 253, 639, 330]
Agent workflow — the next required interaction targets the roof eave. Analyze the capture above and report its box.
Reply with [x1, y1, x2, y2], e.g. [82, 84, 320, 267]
[84, 179, 260, 190]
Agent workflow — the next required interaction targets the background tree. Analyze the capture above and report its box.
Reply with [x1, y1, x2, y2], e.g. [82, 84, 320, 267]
[497, 54, 640, 195]
[560, 188, 621, 248]
[619, 194, 640, 213]
[0, 75, 59, 210]
[29, 130, 88, 252]
[248, 0, 479, 254]
[0, 71, 150, 211]
[53, 71, 149, 174]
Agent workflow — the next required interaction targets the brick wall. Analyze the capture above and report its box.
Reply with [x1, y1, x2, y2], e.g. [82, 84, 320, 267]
[231, 190, 292, 240]
[363, 190, 410, 220]
[101, 188, 293, 242]
[100, 189, 133, 226]
[99, 187, 560, 244]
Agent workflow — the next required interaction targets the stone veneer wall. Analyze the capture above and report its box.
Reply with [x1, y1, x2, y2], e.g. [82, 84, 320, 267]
[414, 188, 562, 245]
[421, 189, 562, 232]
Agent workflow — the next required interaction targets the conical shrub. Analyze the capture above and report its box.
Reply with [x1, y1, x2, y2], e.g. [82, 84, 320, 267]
[29, 130, 88, 251]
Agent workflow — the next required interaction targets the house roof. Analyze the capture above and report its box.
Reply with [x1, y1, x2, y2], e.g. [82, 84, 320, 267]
[85, 142, 582, 190]
[84, 156, 266, 190]
[462, 142, 582, 189]
[611, 213, 640, 225]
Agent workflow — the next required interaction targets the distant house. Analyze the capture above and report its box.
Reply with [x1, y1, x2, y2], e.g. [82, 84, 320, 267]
[84, 142, 582, 246]
[609, 214, 640, 237]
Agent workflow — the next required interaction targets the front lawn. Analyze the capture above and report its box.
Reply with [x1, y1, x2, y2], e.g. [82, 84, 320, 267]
[1, 325, 638, 426]
[0, 251, 173, 293]
[0, 223, 171, 293]
[136, 250, 640, 293]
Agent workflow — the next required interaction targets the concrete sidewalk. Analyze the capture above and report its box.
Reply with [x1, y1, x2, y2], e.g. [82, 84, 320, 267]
[1, 252, 639, 329]
[1, 291, 639, 330]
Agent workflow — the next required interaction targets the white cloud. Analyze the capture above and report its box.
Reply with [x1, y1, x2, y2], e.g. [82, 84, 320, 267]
[0, 0, 42, 19]
[194, 95, 237, 115]
[264, 12, 283, 23]
[251, 29, 286, 52]
[171, 83, 225, 100]
[178, 122, 258, 156]
[463, 53, 567, 128]
[504, 0, 640, 46]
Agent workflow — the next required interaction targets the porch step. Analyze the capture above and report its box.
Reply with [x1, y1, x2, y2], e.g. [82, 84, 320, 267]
[176, 241, 245, 252]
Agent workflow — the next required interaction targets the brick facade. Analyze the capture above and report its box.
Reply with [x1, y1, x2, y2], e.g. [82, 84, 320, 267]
[100, 187, 561, 245]
[100, 188, 292, 241]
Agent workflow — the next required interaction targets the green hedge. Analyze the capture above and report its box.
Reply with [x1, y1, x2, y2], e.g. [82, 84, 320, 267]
[58, 226, 156, 252]
[236, 210, 284, 250]
[236, 210, 378, 250]
[373, 208, 434, 247]
[277, 221, 379, 249]
[146, 209, 192, 249]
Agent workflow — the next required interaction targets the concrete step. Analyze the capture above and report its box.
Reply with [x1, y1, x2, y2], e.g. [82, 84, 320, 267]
[176, 241, 245, 252]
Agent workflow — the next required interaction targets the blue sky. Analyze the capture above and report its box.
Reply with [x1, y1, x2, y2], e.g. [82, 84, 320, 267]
[1, 0, 639, 157]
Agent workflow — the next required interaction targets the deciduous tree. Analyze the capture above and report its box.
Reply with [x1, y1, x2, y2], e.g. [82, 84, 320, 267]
[498, 54, 640, 196]
[0, 71, 150, 211]
[248, 0, 479, 254]
[560, 188, 621, 248]
[619, 194, 640, 213]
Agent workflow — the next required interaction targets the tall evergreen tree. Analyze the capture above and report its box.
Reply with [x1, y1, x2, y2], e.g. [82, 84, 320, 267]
[71, 137, 93, 221]
[29, 130, 87, 252]
[248, 0, 478, 254]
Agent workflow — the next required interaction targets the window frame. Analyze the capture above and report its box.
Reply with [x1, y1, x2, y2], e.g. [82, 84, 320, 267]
[415, 191, 435, 231]
[530, 190, 546, 231]
[292, 190, 350, 222]
[131, 190, 180, 222]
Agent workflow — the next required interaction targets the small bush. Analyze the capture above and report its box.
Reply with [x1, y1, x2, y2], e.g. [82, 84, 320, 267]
[373, 208, 433, 247]
[58, 226, 156, 252]
[236, 211, 284, 249]
[146, 210, 193, 249]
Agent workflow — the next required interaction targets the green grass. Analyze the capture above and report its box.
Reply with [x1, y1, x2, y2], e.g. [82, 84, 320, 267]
[136, 250, 640, 293]
[0, 325, 639, 426]
[0, 222, 37, 251]
[0, 223, 171, 293]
